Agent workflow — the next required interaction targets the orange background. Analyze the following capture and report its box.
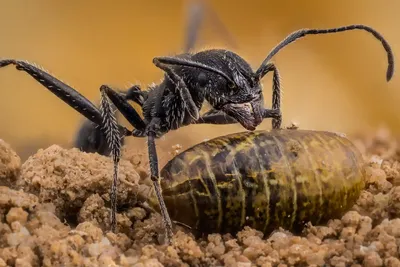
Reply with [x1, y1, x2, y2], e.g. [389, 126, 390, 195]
[0, 0, 399, 160]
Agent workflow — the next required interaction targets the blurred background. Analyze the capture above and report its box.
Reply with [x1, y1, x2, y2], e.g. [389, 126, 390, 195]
[0, 0, 399, 162]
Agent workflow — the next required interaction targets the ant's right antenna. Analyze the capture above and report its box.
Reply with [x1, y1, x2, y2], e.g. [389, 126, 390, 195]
[255, 24, 394, 82]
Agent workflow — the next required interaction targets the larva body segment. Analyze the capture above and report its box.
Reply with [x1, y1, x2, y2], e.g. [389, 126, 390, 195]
[149, 129, 365, 235]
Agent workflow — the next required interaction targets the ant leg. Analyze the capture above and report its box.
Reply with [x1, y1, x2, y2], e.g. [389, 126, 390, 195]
[0, 59, 133, 156]
[0, 59, 134, 232]
[195, 108, 281, 126]
[196, 109, 238, 124]
[0, 59, 103, 126]
[99, 85, 146, 132]
[74, 84, 147, 155]
[147, 118, 174, 244]
[99, 84, 149, 231]
[153, 58, 200, 121]
[261, 62, 282, 129]
[123, 85, 148, 106]
[99, 84, 147, 232]
[99, 86, 122, 232]
[103, 85, 173, 239]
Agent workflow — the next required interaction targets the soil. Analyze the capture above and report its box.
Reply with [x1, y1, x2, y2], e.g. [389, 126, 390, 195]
[1, 127, 400, 267]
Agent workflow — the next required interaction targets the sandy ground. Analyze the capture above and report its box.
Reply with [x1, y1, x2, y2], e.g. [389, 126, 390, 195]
[1, 127, 400, 267]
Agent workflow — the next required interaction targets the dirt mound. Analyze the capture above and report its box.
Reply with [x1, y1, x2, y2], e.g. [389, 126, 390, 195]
[0, 139, 21, 188]
[0, 128, 400, 266]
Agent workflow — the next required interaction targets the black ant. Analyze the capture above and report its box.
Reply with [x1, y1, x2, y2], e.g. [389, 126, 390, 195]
[74, 0, 238, 156]
[0, 1, 394, 244]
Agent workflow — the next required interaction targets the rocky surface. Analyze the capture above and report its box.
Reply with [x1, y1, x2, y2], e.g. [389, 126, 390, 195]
[0, 127, 400, 266]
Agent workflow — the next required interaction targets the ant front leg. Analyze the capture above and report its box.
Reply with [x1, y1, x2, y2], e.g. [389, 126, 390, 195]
[195, 108, 281, 127]
[153, 58, 200, 121]
[261, 62, 282, 129]
[196, 109, 238, 124]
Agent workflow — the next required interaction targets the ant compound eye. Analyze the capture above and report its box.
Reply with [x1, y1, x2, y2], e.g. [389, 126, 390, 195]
[197, 72, 208, 87]
[228, 82, 236, 89]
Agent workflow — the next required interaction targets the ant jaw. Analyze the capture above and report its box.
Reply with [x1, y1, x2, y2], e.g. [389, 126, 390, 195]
[221, 101, 262, 131]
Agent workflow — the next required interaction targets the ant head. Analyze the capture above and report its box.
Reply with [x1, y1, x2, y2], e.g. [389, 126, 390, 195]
[191, 49, 264, 130]
[154, 50, 265, 131]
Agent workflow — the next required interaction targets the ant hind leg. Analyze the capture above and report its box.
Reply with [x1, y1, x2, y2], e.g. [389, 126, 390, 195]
[0, 59, 103, 125]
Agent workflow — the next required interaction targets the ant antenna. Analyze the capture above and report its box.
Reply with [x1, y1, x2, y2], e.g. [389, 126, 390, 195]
[153, 56, 235, 85]
[255, 24, 394, 82]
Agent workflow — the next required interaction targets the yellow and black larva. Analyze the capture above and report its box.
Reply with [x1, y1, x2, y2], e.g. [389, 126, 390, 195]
[148, 129, 366, 235]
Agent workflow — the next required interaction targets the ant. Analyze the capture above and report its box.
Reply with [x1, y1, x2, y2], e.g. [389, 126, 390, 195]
[0, 1, 394, 244]
[74, 0, 238, 156]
